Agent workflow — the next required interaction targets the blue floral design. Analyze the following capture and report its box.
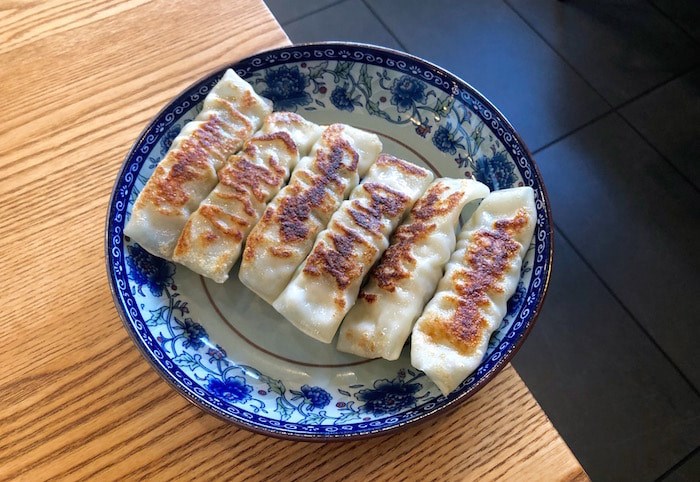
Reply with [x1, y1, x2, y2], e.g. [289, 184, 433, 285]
[207, 345, 227, 361]
[126, 244, 175, 297]
[159, 124, 181, 157]
[260, 65, 311, 110]
[113, 50, 543, 434]
[179, 318, 207, 350]
[206, 375, 253, 403]
[507, 282, 527, 313]
[301, 385, 332, 409]
[357, 379, 421, 416]
[330, 84, 356, 111]
[390, 75, 427, 113]
[474, 151, 517, 191]
[432, 124, 461, 155]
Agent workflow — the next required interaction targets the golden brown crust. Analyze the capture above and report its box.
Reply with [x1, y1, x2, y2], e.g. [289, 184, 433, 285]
[206, 97, 255, 139]
[218, 154, 286, 204]
[369, 182, 466, 292]
[270, 245, 293, 258]
[300, 178, 410, 290]
[375, 153, 431, 178]
[412, 183, 467, 221]
[248, 131, 298, 159]
[371, 222, 436, 292]
[419, 209, 530, 355]
[265, 111, 307, 127]
[302, 224, 376, 290]
[276, 133, 359, 244]
[239, 89, 258, 112]
[347, 183, 409, 235]
[358, 291, 378, 303]
[198, 205, 247, 239]
[242, 210, 272, 262]
[138, 111, 251, 214]
[243, 124, 362, 262]
[173, 204, 247, 258]
[174, 132, 293, 259]
[173, 221, 193, 254]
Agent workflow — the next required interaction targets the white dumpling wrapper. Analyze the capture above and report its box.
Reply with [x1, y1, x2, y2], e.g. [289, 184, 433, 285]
[239, 124, 382, 303]
[124, 69, 272, 259]
[273, 155, 434, 343]
[411, 187, 537, 395]
[337, 178, 490, 360]
[172, 113, 323, 282]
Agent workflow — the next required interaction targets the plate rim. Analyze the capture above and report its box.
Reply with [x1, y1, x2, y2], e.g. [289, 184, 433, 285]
[104, 41, 554, 442]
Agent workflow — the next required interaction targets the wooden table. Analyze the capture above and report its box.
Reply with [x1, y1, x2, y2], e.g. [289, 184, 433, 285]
[0, 0, 586, 479]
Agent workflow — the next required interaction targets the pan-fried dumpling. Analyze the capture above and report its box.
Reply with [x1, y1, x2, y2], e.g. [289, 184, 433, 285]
[171, 113, 323, 282]
[337, 178, 490, 360]
[239, 124, 382, 303]
[273, 155, 434, 343]
[411, 187, 536, 395]
[124, 69, 272, 259]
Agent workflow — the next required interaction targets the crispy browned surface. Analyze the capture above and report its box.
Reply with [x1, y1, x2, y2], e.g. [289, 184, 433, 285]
[375, 153, 430, 177]
[301, 178, 412, 291]
[303, 224, 375, 292]
[278, 181, 330, 243]
[205, 97, 255, 148]
[358, 291, 378, 303]
[371, 222, 435, 292]
[245, 125, 359, 258]
[347, 183, 408, 235]
[136, 110, 252, 215]
[276, 132, 359, 243]
[219, 154, 285, 203]
[245, 130, 297, 164]
[174, 204, 248, 255]
[238, 89, 259, 113]
[173, 133, 292, 258]
[265, 111, 308, 128]
[419, 209, 530, 355]
[412, 182, 467, 221]
[369, 182, 466, 292]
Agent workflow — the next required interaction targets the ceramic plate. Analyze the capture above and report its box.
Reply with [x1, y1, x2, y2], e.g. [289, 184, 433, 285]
[106, 43, 553, 441]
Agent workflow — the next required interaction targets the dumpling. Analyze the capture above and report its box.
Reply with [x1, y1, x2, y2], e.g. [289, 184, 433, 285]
[410, 187, 537, 395]
[124, 69, 272, 259]
[171, 113, 323, 283]
[273, 155, 434, 343]
[337, 178, 490, 360]
[239, 124, 382, 303]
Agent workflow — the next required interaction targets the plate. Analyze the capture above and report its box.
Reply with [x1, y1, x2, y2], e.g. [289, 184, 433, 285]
[105, 42, 553, 441]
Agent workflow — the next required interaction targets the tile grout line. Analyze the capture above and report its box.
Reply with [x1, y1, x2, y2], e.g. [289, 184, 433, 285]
[531, 110, 613, 155]
[614, 63, 700, 111]
[503, 0, 700, 194]
[645, 0, 700, 47]
[532, 63, 699, 155]
[361, 0, 409, 52]
[502, 0, 613, 108]
[554, 225, 700, 398]
[278, 0, 348, 27]
[277, 0, 700, 392]
[656, 445, 700, 481]
[617, 111, 700, 191]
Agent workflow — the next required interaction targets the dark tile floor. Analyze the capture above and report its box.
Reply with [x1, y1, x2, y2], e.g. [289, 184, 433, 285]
[264, 1, 700, 480]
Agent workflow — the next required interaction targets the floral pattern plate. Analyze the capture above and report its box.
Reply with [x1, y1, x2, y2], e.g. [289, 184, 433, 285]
[106, 43, 553, 441]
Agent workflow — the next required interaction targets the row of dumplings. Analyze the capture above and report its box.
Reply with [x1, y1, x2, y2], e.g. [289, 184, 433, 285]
[125, 69, 537, 395]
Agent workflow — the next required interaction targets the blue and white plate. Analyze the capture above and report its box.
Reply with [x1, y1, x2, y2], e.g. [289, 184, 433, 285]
[106, 43, 553, 441]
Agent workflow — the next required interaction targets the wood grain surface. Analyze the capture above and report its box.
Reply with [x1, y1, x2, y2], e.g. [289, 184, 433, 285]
[0, 0, 586, 480]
